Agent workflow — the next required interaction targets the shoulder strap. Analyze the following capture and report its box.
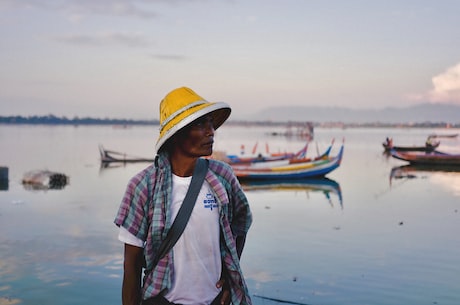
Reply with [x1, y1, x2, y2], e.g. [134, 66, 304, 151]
[151, 158, 209, 267]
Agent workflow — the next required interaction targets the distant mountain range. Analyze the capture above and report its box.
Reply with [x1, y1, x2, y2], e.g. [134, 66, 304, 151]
[242, 103, 460, 124]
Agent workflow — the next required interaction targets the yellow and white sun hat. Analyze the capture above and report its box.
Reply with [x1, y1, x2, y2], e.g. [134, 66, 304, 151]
[155, 87, 231, 152]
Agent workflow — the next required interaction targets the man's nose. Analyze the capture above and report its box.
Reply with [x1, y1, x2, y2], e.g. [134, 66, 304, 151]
[205, 122, 215, 135]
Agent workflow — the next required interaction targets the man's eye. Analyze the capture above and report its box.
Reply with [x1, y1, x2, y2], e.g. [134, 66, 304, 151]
[192, 117, 213, 129]
[193, 120, 205, 127]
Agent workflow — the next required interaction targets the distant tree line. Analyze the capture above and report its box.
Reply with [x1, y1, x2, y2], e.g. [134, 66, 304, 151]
[0, 115, 159, 125]
[0, 114, 458, 128]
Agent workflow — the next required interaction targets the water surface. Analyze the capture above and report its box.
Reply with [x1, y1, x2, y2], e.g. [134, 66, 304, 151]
[1, 125, 459, 305]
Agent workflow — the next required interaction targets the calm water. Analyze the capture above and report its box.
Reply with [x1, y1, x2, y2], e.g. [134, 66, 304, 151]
[1, 125, 460, 305]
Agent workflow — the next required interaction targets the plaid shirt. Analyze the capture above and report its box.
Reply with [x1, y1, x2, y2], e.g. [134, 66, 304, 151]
[114, 153, 253, 305]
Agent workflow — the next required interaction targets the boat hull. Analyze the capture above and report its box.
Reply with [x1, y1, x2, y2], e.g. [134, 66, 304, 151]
[99, 145, 154, 163]
[390, 149, 460, 166]
[233, 145, 344, 180]
[382, 143, 439, 152]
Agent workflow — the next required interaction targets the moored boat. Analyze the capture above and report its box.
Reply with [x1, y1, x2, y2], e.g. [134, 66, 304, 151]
[382, 137, 440, 152]
[99, 141, 310, 165]
[224, 141, 309, 164]
[99, 145, 154, 163]
[390, 149, 460, 166]
[232, 141, 344, 180]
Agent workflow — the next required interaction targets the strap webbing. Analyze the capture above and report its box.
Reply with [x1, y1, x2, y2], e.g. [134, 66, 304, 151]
[151, 158, 209, 267]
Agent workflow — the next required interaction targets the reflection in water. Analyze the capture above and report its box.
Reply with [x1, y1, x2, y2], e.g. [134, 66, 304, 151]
[390, 164, 460, 180]
[241, 177, 343, 208]
[390, 164, 460, 197]
[0, 296, 21, 305]
[99, 161, 126, 171]
[253, 294, 310, 305]
[98, 162, 343, 207]
[0, 233, 122, 305]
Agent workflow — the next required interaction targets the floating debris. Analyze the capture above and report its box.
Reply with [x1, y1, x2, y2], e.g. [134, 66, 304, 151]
[22, 170, 69, 190]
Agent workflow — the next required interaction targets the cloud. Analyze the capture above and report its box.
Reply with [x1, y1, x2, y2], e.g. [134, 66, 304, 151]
[406, 62, 460, 104]
[54, 32, 152, 48]
[151, 54, 188, 61]
[0, 0, 158, 20]
[428, 62, 460, 103]
[62, 0, 158, 20]
[0, 0, 42, 10]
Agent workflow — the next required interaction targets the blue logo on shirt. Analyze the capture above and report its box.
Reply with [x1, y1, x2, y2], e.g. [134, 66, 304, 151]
[203, 193, 218, 211]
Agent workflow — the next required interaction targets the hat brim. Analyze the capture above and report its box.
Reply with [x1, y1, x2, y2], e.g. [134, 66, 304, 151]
[155, 102, 231, 152]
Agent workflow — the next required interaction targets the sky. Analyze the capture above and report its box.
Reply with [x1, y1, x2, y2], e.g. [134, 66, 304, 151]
[1, 0, 460, 120]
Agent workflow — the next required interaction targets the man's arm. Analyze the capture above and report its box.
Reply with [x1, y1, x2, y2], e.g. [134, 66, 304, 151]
[122, 244, 144, 305]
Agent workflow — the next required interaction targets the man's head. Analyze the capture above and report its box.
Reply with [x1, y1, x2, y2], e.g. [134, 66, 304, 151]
[156, 87, 231, 153]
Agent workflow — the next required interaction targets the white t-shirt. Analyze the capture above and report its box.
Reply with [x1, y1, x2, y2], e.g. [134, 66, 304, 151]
[119, 174, 221, 305]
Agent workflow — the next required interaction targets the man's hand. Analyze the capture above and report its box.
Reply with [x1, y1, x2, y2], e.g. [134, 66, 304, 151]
[216, 278, 231, 305]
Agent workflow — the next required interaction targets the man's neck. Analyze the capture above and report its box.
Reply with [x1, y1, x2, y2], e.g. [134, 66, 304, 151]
[169, 155, 197, 177]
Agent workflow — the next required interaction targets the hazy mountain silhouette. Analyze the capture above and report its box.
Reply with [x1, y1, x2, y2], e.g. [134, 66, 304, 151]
[243, 103, 460, 124]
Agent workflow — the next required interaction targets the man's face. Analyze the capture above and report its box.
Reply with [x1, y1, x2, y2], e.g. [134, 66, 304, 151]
[175, 114, 215, 157]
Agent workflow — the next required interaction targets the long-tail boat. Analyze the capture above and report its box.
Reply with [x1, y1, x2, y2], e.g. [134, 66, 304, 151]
[390, 149, 460, 166]
[232, 140, 344, 180]
[99, 145, 154, 163]
[382, 137, 439, 152]
[224, 141, 309, 164]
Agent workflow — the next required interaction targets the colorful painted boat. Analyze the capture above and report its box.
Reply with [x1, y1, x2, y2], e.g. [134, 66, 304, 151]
[100, 141, 310, 165]
[225, 141, 309, 164]
[232, 142, 344, 180]
[390, 149, 460, 166]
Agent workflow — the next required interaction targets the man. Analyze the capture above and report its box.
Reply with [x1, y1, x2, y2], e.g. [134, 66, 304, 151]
[114, 87, 253, 305]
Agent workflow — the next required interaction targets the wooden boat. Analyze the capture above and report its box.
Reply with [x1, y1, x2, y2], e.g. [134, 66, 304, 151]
[382, 138, 439, 152]
[427, 133, 459, 139]
[269, 122, 314, 139]
[232, 141, 344, 180]
[100, 141, 310, 165]
[241, 177, 342, 207]
[382, 142, 439, 152]
[225, 141, 309, 164]
[99, 145, 154, 163]
[390, 149, 460, 166]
